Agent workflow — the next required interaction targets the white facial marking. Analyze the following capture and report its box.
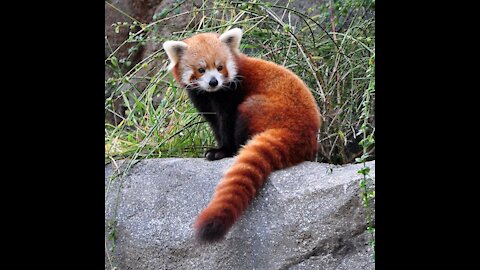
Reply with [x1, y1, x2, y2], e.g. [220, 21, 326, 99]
[197, 69, 225, 92]
[181, 67, 193, 85]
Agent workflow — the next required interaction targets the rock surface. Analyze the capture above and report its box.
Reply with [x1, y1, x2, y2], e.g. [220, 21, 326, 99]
[105, 158, 375, 270]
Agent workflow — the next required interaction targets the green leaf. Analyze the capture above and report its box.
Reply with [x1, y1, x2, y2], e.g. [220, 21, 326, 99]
[110, 56, 118, 68]
[355, 157, 365, 163]
[338, 130, 345, 144]
[357, 167, 370, 175]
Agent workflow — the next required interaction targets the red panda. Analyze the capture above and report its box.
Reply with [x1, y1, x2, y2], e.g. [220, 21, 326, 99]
[163, 28, 322, 242]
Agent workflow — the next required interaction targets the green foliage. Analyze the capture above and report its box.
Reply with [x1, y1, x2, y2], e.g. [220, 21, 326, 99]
[356, 45, 375, 261]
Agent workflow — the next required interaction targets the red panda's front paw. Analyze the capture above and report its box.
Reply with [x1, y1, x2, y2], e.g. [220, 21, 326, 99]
[205, 149, 226, 161]
[205, 148, 233, 161]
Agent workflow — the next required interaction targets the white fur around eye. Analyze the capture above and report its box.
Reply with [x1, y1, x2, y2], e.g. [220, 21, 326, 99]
[181, 68, 194, 85]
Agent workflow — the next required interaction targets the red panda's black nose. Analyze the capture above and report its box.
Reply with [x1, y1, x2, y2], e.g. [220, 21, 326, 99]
[209, 78, 218, 87]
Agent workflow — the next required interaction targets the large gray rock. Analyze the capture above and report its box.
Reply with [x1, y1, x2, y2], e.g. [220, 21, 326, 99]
[105, 158, 375, 270]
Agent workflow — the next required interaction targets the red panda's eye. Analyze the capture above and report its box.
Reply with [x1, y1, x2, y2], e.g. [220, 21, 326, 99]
[217, 65, 223, 71]
[198, 68, 205, 73]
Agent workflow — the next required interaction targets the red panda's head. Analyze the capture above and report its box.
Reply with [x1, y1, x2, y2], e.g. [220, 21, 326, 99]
[163, 28, 243, 92]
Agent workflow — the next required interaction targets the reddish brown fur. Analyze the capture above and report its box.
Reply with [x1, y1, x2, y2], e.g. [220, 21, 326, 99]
[169, 32, 322, 242]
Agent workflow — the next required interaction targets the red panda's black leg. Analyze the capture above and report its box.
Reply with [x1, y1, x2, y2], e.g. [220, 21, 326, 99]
[186, 88, 224, 159]
[205, 148, 230, 160]
[205, 112, 249, 161]
[205, 110, 237, 160]
[186, 82, 247, 161]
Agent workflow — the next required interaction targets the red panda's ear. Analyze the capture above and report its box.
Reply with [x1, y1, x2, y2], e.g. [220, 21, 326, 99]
[219, 28, 243, 53]
[162, 41, 188, 71]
